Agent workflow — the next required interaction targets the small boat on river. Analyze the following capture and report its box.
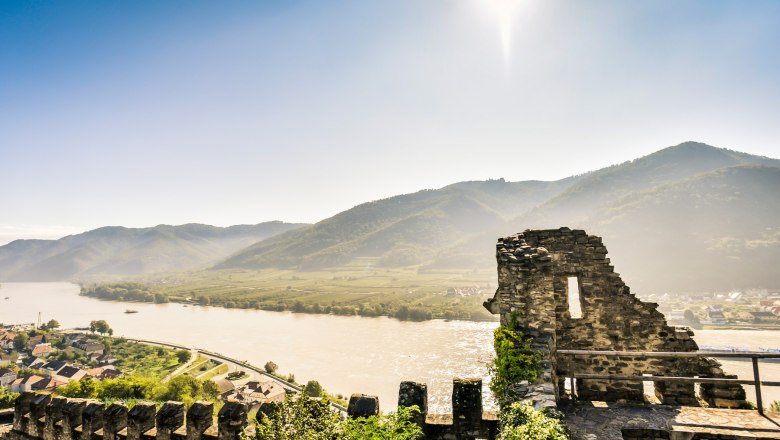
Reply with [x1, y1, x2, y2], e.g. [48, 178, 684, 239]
[124, 309, 139, 314]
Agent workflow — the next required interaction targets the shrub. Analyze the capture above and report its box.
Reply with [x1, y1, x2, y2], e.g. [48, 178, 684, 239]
[252, 394, 423, 440]
[498, 402, 569, 440]
[489, 325, 541, 404]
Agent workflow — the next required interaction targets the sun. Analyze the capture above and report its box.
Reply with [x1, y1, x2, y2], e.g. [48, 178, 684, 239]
[484, 0, 524, 65]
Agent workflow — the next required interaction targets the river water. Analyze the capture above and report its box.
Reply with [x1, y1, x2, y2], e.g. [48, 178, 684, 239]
[0, 282, 497, 412]
[2, 282, 780, 409]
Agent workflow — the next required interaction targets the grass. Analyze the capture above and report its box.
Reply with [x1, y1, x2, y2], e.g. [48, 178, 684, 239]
[198, 363, 228, 381]
[130, 262, 498, 321]
[109, 338, 182, 379]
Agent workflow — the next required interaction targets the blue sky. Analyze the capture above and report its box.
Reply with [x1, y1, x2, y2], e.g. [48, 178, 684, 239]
[1, 0, 779, 243]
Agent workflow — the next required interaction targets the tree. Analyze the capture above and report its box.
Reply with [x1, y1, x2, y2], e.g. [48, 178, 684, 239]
[303, 380, 324, 398]
[43, 319, 60, 330]
[89, 320, 111, 336]
[154, 293, 169, 304]
[202, 380, 220, 400]
[264, 361, 278, 374]
[13, 333, 29, 352]
[176, 350, 191, 364]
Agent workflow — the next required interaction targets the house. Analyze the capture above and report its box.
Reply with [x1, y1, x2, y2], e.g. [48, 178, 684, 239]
[54, 366, 87, 383]
[0, 332, 16, 350]
[31, 343, 55, 357]
[0, 367, 16, 387]
[73, 342, 104, 356]
[668, 310, 686, 323]
[27, 334, 47, 349]
[750, 311, 777, 323]
[222, 380, 286, 407]
[42, 360, 68, 377]
[9, 375, 45, 393]
[24, 357, 45, 369]
[85, 367, 104, 377]
[31, 378, 66, 391]
[707, 309, 727, 325]
[100, 368, 122, 379]
[95, 353, 118, 365]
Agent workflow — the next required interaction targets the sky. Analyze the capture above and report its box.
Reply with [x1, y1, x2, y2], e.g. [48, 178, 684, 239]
[1, 0, 779, 244]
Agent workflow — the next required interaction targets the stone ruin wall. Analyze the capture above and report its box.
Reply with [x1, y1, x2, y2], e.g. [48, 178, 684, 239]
[2, 378, 498, 440]
[485, 228, 746, 408]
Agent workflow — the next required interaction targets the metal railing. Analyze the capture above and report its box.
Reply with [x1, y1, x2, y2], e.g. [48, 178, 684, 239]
[557, 349, 780, 415]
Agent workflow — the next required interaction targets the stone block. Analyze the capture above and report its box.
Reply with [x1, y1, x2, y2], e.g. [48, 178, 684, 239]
[185, 402, 213, 440]
[217, 402, 246, 440]
[347, 394, 379, 418]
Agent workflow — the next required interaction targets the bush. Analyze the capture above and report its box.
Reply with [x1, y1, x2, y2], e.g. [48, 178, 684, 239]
[264, 361, 278, 374]
[489, 325, 541, 404]
[0, 390, 19, 409]
[176, 350, 191, 364]
[498, 402, 569, 440]
[252, 394, 423, 440]
[303, 380, 324, 398]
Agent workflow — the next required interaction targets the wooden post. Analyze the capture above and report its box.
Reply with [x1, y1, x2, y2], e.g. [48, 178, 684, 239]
[753, 357, 764, 415]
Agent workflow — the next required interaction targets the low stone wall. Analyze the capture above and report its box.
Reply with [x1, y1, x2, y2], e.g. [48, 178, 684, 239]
[3, 377, 497, 440]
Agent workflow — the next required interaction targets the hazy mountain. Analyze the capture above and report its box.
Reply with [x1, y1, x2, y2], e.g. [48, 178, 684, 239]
[220, 142, 780, 293]
[216, 178, 580, 270]
[0, 222, 307, 281]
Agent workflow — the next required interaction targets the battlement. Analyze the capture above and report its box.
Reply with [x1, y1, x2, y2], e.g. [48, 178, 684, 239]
[3, 378, 497, 440]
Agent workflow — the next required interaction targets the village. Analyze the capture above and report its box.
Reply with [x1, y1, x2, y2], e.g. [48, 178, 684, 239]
[0, 322, 290, 411]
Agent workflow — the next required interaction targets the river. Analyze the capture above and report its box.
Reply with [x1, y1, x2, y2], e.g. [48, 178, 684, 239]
[0, 282, 497, 412]
[2, 282, 780, 410]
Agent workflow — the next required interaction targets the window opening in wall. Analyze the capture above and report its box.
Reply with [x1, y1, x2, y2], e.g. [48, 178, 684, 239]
[567, 276, 582, 319]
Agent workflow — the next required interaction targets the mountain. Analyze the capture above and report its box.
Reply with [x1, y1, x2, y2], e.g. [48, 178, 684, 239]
[0, 222, 307, 281]
[219, 142, 780, 293]
[216, 178, 580, 270]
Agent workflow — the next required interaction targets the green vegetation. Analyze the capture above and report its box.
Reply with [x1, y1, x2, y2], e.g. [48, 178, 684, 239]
[264, 361, 278, 374]
[253, 393, 423, 440]
[489, 322, 542, 405]
[41, 319, 60, 331]
[0, 388, 19, 409]
[180, 355, 220, 377]
[198, 363, 228, 381]
[497, 402, 569, 440]
[303, 380, 324, 398]
[84, 266, 497, 322]
[13, 332, 29, 351]
[89, 320, 113, 336]
[109, 338, 182, 379]
[57, 374, 219, 406]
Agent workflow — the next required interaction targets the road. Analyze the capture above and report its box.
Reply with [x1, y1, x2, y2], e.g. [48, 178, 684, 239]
[128, 338, 348, 413]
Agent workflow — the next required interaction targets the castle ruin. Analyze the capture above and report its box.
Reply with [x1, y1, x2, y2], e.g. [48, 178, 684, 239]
[484, 228, 747, 408]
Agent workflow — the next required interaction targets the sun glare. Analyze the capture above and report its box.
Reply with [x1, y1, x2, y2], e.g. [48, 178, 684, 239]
[485, 0, 523, 65]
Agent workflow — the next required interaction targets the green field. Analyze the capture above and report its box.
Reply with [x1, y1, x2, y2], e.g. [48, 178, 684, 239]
[112, 260, 499, 321]
[109, 339, 182, 379]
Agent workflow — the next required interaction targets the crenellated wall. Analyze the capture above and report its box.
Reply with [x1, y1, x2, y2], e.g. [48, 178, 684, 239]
[3, 378, 497, 440]
[484, 228, 747, 408]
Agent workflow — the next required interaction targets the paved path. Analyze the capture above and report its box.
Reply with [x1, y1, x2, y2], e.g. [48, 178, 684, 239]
[561, 401, 780, 439]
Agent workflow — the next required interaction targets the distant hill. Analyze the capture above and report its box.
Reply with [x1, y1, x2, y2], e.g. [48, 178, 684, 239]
[0, 222, 307, 281]
[219, 142, 780, 293]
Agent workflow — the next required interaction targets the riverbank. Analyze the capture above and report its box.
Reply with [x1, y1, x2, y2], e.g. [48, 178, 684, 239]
[78, 266, 500, 322]
[0, 282, 498, 412]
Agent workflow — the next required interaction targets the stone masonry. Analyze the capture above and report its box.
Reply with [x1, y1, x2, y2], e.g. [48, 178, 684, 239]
[484, 228, 746, 408]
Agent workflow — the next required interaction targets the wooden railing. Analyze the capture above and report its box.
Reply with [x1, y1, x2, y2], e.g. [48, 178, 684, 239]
[557, 349, 780, 415]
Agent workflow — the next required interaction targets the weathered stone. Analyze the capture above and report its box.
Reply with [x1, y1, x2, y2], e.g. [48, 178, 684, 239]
[347, 394, 379, 418]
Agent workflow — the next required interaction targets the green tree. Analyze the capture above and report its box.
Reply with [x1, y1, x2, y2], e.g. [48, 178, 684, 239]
[303, 380, 324, 398]
[13, 332, 29, 351]
[89, 320, 112, 335]
[202, 380, 220, 400]
[264, 361, 278, 374]
[175, 350, 191, 364]
[341, 406, 423, 440]
[154, 293, 169, 304]
[42, 319, 60, 330]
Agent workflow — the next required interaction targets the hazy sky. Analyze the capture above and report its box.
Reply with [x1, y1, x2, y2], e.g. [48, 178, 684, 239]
[1, 0, 779, 244]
